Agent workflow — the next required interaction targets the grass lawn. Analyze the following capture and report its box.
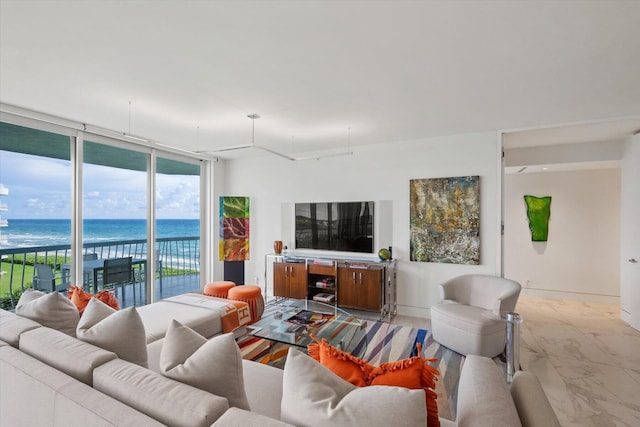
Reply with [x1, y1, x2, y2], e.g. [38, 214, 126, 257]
[0, 262, 35, 295]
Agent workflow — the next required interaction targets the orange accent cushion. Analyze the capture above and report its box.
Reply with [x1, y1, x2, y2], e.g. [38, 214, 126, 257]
[95, 290, 120, 311]
[308, 335, 440, 427]
[307, 335, 372, 386]
[67, 286, 120, 314]
[67, 286, 92, 314]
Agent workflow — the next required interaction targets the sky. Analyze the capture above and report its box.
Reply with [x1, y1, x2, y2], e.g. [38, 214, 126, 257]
[0, 150, 200, 219]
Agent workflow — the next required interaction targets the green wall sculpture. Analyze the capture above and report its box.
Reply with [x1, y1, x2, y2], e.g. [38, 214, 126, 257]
[524, 195, 552, 242]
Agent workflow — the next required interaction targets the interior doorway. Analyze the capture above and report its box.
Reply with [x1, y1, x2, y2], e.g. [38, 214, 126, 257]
[499, 120, 637, 306]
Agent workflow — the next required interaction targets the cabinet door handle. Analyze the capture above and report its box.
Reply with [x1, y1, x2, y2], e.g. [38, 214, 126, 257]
[352, 271, 356, 283]
[359, 272, 363, 284]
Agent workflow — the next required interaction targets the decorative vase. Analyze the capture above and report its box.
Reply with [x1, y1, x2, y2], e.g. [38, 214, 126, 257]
[274, 240, 283, 255]
[378, 247, 391, 261]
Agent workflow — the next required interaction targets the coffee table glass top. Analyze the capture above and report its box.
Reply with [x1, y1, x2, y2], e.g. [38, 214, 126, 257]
[249, 299, 367, 355]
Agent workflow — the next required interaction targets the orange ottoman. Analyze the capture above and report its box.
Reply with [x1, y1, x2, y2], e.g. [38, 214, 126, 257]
[227, 285, 264, 324]
[203, 281, 236, 298]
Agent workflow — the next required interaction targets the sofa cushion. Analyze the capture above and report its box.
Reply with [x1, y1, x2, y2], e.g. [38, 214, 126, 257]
[15, 290, 79, 336]
[430, 302, 508, 356]
[94, 358, 228, 427]
[136, 300, 222, 343]
[510, 371, 561, 427]
[308, 336, 440, 426]
[430, 303, 505, 335]
[211, 407, 294, 427]
[0, 308, 41, 347]
[159, 320, 250, 410]
[281, 348, 427, 426]
[0, 345, 163, 427]
[77, 298, 148, 368]
[146, 337, 164, 373]
[456, 355, 522, 427]
[19, 327, 117, 386]
[242, 359, 284, 420]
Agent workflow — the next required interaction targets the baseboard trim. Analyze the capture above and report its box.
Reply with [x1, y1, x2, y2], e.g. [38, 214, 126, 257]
[397, 305, 431, 319]
[521, 288, 620, 305]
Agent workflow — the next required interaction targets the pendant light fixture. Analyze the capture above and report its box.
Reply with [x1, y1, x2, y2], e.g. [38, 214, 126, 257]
[204, 114, 353, 161]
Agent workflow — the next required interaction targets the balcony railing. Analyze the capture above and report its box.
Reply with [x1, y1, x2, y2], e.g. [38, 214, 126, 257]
[0, 236, 200, 309]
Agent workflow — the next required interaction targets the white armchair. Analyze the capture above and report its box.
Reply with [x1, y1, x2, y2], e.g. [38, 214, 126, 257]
[430, 274, 521, 358]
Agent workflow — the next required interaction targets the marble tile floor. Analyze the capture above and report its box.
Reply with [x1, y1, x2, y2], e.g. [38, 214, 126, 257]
[392, 297, 640, 427]
[515, 297, 640, 427]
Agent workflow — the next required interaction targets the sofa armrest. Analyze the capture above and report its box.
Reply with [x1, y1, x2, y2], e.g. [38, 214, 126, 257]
[0, 309, 41, 347]
[456, 355, 522, 427]
[211, 407, 294, 426]
[510, 371, 561, 427]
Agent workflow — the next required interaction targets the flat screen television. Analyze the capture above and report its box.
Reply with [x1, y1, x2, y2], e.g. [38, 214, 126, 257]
[295, 201, 374, 253]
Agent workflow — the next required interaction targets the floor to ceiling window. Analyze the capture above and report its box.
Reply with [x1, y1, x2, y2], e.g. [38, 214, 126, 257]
[82, 139, 148, 308]
[0, 121, 72, 306]
[155, 156, 201, 299]
[0, 109, 212, 309]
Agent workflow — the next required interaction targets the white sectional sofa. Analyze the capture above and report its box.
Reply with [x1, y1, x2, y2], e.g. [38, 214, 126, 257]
[0, 295, 560, 427]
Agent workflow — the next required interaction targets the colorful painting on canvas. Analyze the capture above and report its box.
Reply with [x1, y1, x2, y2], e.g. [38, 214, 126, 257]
[219, 196, 250, 261]
[410, 176, 480, 264]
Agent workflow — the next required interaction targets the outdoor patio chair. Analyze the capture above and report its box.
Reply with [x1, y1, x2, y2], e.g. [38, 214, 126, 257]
[32, 263, 59, 292]
[101, 256, 134, 305]
[82, 253, 98, 287]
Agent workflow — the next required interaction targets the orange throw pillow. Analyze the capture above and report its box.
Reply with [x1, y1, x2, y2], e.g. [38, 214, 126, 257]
[307, 335, 372, 386]
[308, 335, 440, 427]
[67, 286, 92, 314]
[95, 290, 120, 311]
[67, 286, 120, 314]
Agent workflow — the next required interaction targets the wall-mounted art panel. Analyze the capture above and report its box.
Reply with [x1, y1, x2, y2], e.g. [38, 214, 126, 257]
[410, 176, 480, 264]
[524, 195, 551, 242]
[219, 196, 250, 261]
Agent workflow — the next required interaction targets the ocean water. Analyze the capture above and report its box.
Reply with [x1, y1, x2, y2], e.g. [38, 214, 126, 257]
[1, 219, 199, 248]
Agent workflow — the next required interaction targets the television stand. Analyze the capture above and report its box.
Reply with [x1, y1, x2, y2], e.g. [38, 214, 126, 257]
[271, 255, 396, 321]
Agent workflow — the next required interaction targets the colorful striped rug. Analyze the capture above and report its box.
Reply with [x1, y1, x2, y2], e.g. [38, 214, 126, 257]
[238, 305, 496, 421]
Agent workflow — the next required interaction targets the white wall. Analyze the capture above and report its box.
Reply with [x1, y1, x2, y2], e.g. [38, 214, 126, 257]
[218, 131, 502, 317]
[503, 168, 621, 303]
[620, 134, 640, 330]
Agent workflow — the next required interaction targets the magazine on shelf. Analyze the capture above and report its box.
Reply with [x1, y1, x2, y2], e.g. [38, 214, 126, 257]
[315, 278, 335, 288]
[285, 310, 334, 327]
[313, 293, 336, 303]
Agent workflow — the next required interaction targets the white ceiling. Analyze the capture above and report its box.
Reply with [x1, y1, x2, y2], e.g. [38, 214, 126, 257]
[1, 0, 639, 159]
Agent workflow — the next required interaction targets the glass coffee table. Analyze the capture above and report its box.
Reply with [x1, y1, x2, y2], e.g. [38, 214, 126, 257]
[249, 299, 367, 356]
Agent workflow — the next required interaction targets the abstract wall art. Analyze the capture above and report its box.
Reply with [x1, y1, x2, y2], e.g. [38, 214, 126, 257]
[524, 195, 551, 242]
[410, 176, 480, 264]
[219, 196, 250, 261]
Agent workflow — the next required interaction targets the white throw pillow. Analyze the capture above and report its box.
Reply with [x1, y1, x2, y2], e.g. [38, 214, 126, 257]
[281, 348, 427, 427]
[159, 320, 250, 410]
[16, 289, 79, 336]
[77, 298, 148, 367]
